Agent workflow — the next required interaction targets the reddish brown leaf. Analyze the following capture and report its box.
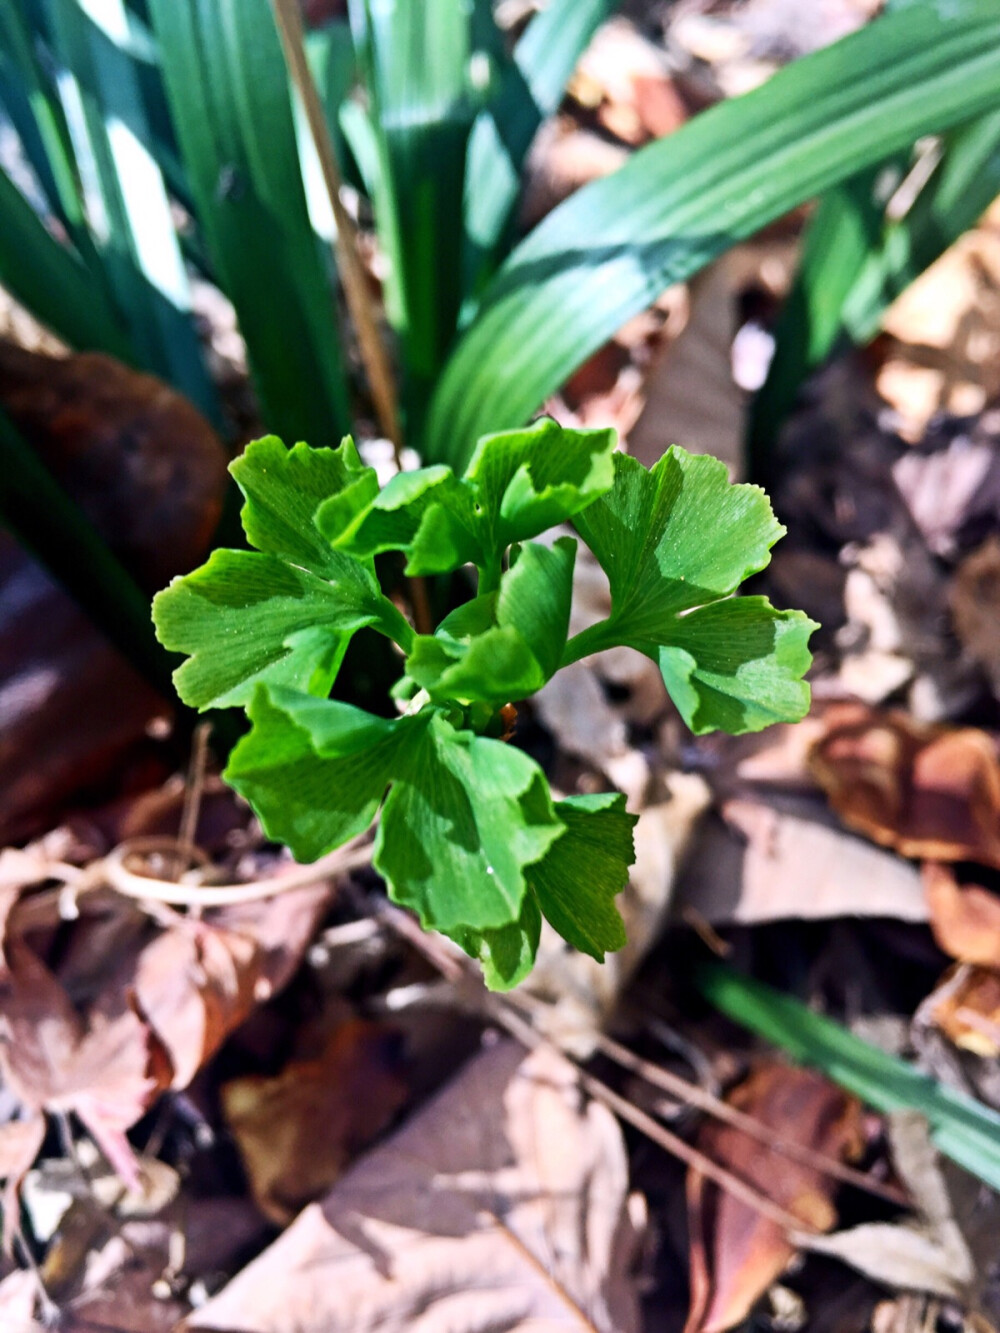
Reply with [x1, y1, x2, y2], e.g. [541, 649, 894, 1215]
[0, 940, 170, 1186]
[931, 966, 1000, 1057]
[809, 705, 1000, 867]
[0, 341, 227, 590]
[221, 1018, 408, 1224]
[686, 1062, 865, 1333]
[923, 862, 1000, 966]
[0, 1112, 45, 1247]
[131, 883, 334, 1090]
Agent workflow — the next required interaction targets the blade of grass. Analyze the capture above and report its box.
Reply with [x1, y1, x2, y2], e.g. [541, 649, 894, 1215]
[147, 0, 352, 445]
[39, 0, 220, 423]
[0, 405, 173, 697]
[462, 0, 620, 305]
[348, 0, 481, 427]
[424, 0, 1000, 469]
[0, 166, 133, 358]
[750, 109, 1000, 479]
[746, 155, 907, 480]
[695, 961, 1000, 1193]
[842, 108, 1000, 343]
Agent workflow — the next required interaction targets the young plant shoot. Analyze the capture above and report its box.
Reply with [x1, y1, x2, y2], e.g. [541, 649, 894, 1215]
[153, 422, 816, 988]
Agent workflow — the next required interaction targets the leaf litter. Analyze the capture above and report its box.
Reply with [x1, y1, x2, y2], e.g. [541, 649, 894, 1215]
[5, 2, 1000, 1330]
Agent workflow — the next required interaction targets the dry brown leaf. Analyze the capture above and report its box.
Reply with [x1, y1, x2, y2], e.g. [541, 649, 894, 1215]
[222, 1018, 408, 1225]
[0, 1269, 44, 1333]
[0, 1113, 45, 1243]
[923, 862, 1000, 966]
[810, 705, 1000, 867]
[950, 535, 1000, 699]
[570, 18, 687, 146]
[0, 940, 170, 1186]
[677, 797, 926, 926]
[686, 1062, 864, 1333]
[0, 341, 227, 589]
[931, 966, 1000, 1057]
[190, 1041, 641, 1333]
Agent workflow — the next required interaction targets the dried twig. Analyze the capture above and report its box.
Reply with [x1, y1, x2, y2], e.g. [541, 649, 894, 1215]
[371, 901, 827, 1235]
[101, 836, 373, 908]
[270, 0, 401, 460]
[590, 1029, 908, 1206]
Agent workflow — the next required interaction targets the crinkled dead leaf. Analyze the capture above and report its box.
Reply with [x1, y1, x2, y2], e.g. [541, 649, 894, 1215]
[950, 534, 1000, 700]
[189, 1041, 640, 1333]
[0, 940, 170, 1187]
[0, 1112, 45, 1244]
[222, 1018, 408, 1225]
[931, 966, 1000, 1058]
[810, 705, 1000, 867]
[677, 798, 926, 927]
[924, 862, 1000, 967]
[686, 1062, 864, 1333]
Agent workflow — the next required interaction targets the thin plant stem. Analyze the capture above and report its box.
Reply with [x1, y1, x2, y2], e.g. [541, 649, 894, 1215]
[271, 0, 401, 461]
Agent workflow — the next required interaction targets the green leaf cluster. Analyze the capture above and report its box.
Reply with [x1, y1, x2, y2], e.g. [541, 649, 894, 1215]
[154, 422, 815, 988]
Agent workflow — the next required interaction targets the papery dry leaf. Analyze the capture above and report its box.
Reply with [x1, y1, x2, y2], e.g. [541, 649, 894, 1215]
[686, 1062, 864, 1333]
[0, 341, 227, 590]
[222, 1019, 408, 1224]
[0, 940, 170, 1186]
[570, 18, 687, 146]
[190, 1041, 641, 1333]
[0, 1113, 45, 1244]
[798, 1111, 974, 1302]
[810, 705, 1000, 867]
[951, 535, 1000, 699]
[0, 1269, 44, 1333]
[923, 862, 1000, 966]
[931, 966, 1000, 1057]
[131, 920, 261, 1092]
[677, 798, 926, 926]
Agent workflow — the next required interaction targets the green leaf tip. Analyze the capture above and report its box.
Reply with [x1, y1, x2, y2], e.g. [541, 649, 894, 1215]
[153, 426, 815, 989]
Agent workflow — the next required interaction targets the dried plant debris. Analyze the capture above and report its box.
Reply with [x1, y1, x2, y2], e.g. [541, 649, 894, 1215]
[190, 1041, 642, 1333]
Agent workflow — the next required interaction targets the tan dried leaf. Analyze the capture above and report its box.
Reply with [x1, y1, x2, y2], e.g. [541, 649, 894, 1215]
[190, 1041, 641, 1333]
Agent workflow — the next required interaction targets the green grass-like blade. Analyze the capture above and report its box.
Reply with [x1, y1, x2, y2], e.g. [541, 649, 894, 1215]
[40, 0, 220, 423]
[462, 0, 619, 303]
[425, 0, 1000, 469]
[696, 961, 1000, 1193]
[148, 0, 351, 445]
[350, 0, 479, 424]
[843, 108, 1000, 343]
[0, 166, 132, 359]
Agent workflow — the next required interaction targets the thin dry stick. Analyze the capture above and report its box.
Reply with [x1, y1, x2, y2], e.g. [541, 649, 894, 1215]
[373, 903, 822, 1236]
[271, 0, 401, 459]
[174, 721, 211, 886]
[270, 0, 434, 636]
[490, 1001, 824, 1237]
[102, 837, 373, 908]
[590, 1029, 908, 1207]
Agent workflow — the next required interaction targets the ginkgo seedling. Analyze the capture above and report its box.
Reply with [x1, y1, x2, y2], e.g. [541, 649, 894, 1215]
[153, 420, 816, 989]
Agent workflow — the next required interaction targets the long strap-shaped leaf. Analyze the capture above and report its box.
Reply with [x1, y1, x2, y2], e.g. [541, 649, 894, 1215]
[696, 961, 1000, 1193]
[750, 110, 1000, 475]
[42, 0, 220, 423]
[462, 0, 620, 303]
[0, 167, 133, 359]
[349, 0, 479, 421]
[148, 0, 352, 446]
[425, 0, 1000, 469]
